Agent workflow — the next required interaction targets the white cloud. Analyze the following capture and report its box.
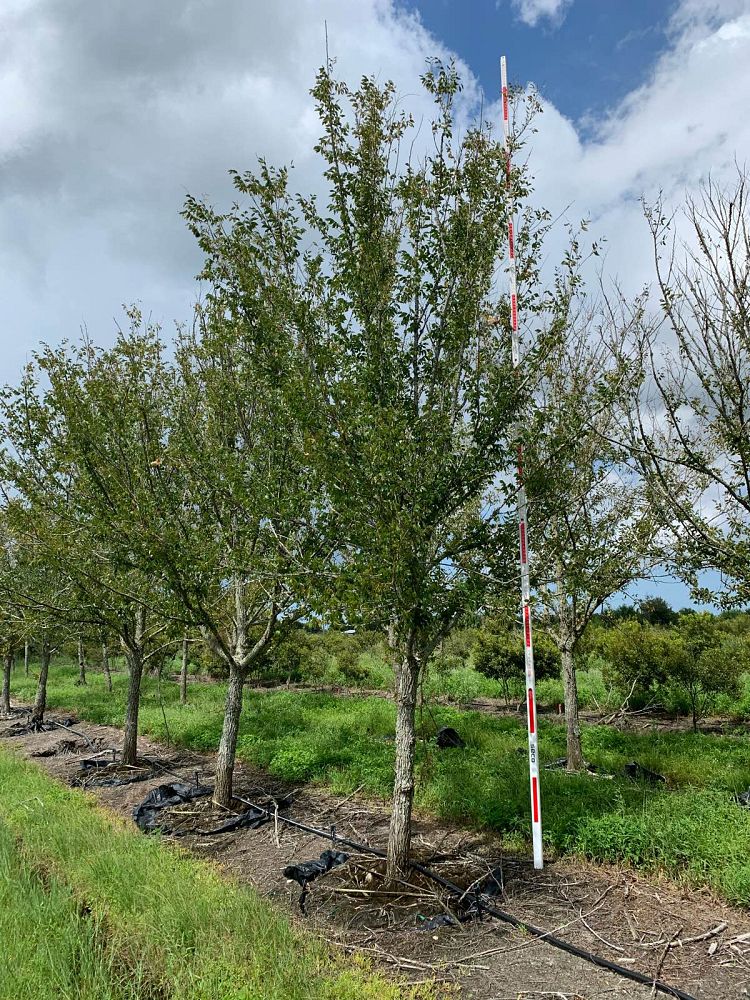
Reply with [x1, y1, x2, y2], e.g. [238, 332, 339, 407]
[0, 0, 477, 379]
[511, 0, 572, 28]
[525, 0, 750, 294]
[0, 0, 749, 387]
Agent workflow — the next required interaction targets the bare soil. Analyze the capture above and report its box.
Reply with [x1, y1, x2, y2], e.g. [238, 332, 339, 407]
[3, 708, 750, 999]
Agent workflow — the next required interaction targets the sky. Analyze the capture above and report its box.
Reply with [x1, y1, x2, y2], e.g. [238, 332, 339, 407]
[1, 0, 748, 609]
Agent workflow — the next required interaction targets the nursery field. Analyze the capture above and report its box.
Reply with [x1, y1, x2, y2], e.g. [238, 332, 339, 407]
[10, 659, 750, 908]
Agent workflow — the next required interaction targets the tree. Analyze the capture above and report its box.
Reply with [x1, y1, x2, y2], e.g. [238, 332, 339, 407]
[639, 595, 678, 626]
[599, 619, 681, 704]
[0, 330, 177, 762]
[184, 62, 547, 874]
[179, 632, 190, 705]
[473, 626, 558, 704]
[0, 641, 14, 716]
[632, 169, 750, 607]
[129, 309, 323, 806]
[0, 525, 33, 717]
[525, 295, 662, 770]
[599, 603, 639, 625]
[671, 611, 742, 730]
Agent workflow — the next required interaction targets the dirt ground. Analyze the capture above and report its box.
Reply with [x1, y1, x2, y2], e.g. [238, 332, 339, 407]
[3, 708, 750, 1000]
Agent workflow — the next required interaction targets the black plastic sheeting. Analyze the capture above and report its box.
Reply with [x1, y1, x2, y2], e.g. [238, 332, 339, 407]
[418, 865, 504, 931]
[132, 782, 289, 838]
[624, 761, 666, 783]
[284, 849, 350, 914]
[200, 805, 280, 836]
[435, 727, 465, 749]
[133, 782, 213, 833]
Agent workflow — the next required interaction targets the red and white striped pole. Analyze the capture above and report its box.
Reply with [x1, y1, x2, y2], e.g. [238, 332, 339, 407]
[501, 55, 543, 870]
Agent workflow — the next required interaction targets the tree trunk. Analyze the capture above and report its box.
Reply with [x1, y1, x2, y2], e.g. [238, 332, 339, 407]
[76, 637, 87, 685]
[102, 642, 113, 693]
[214, 664, 245, 807]
[1, 652, 12, 715]
[121, 609, 146, 765]
[31, 642, 52, 724]
[386, 647, 419, 880]
[122, 646, 143, 765]
[24, 641, 30, 676]
[180, 635, 189, 705]
[561, 646, 583, 770]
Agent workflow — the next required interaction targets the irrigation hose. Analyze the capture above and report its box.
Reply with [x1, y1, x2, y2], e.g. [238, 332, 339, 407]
[232, 793, 698, 1000]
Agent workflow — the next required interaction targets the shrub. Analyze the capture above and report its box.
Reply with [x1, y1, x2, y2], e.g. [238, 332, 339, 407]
[473, 628, 558, 702]
[599, 620, 682, 706]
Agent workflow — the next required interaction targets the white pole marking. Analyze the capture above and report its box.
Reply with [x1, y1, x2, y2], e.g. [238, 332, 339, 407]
[501, 55, 543, 870]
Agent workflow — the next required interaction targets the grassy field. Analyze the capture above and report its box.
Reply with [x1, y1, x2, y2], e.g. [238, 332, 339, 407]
[0, 747, 423, 1000]
[9, 660, 750, 907]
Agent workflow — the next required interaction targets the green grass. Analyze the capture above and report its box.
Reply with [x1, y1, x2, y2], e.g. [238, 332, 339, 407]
[11, 660, 750, 906]
[0, 748, 421, 1000]
[0, 822, 141, 1000]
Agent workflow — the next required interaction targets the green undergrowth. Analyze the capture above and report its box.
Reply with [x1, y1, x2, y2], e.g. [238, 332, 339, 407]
[0, 749, 422, 1000]
[11, 661, 750, 906]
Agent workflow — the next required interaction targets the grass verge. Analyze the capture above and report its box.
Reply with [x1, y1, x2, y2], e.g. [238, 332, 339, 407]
[10, 661, 750, 906]
[0, 748, 423, 1000]
[0, 821, 142, 1000]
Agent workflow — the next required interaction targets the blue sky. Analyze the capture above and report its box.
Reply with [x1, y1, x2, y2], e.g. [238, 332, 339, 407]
[409, 0, 678, 129]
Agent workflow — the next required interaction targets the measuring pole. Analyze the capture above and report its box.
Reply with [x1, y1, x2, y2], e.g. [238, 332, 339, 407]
[501, 55, 543, 870]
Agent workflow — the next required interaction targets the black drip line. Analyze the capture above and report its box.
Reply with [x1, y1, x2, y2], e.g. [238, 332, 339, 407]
[229, 791, 697, 1000]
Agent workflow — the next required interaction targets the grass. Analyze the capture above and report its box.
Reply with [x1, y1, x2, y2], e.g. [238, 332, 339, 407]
[0, 822, 140, 1000]
[0, 748, 424, 1000]
[10, 659, 750, 907]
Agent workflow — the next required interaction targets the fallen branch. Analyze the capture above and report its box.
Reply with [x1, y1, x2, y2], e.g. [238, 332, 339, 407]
[638, 922, 727, 951]
[579, 914, 628, 954]
[651, 927, 682, 998]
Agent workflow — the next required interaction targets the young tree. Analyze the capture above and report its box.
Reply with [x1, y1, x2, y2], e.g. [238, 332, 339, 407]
[0, 643, 13, 716]
[179, 632, 190, 705]
[525, 296, 663, 770]
[184, 63, 548, 874]
[473, 625, 558, 704]
[599, 618, 681, 704]
[0, 526, 68, 726]
[638, 595, 678, 626]
[633, 169, 750, 607]
[672, 611, 742, 730]
[0, 527, 29, 716]
[101, 637, 113, 693]
[106, 307, 327, 806]
[0, 331, 176, 762]
[75, 636, 87, 686]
